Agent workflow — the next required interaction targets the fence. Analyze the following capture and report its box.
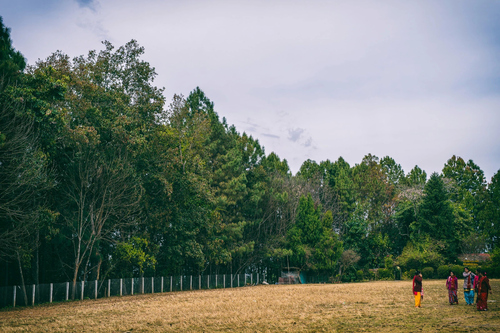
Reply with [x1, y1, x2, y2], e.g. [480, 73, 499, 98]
[0, 273, 263, 309]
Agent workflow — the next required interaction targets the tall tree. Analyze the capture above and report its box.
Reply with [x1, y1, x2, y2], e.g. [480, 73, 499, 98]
[414, 173, 458, 260]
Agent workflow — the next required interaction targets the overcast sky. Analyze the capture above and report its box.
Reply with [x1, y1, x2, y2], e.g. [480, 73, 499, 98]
[3, 0, 500, 180]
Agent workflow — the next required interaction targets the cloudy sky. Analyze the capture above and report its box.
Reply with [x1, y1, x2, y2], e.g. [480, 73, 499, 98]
[3, 0, 500, 180]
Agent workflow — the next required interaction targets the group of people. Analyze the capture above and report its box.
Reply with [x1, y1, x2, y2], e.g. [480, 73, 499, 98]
[446, 267, 492, 311]
[412, 267, 492, 311]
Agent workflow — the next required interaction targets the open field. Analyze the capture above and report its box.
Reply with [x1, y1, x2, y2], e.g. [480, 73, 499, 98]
[0, 279, 498, 332]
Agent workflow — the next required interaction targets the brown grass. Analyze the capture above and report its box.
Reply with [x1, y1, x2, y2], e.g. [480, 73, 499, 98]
[0, 279, 498, 332]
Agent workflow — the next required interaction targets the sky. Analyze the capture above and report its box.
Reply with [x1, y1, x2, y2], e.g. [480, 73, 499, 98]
[2, 0, 500, 180]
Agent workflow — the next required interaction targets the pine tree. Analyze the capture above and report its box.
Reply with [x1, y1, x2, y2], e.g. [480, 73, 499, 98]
[414, 172, 457, 260]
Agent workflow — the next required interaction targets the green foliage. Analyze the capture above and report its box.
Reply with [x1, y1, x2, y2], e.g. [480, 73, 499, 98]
[2, 21, 499, 288]
[114, 237, 159, 277]
[378, 268, 393, 280]
[422, 267, 434, 279]
[413, 173, 457, 261]
[397, 238, 445, 270]
[0, 17, 26, 80]
[384, 255, 394, 269]
[287, 194, 343, 273]
[437, 265, 451, 279]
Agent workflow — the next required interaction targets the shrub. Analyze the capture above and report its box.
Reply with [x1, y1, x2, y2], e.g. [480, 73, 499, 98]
[378, 268, 393, 280]
[407, 269, 416, 279]
[437, 265, 451, 279]
[397, 238, 444, 271]
[422, 267, 434, 279]
[451, 265, 463, 278]
[356, 270, 364, 281]
[384, 255, 394, 269]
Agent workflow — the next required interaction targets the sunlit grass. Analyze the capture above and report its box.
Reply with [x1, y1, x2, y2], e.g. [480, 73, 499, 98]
[0, 279, 498, 332]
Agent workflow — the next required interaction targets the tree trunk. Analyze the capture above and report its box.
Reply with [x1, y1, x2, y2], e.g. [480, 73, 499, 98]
[16, 250, 28, 306]
[96, 256, 102, 281]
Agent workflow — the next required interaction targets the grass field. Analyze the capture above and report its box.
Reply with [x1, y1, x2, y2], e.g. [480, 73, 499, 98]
[0, 279, 498, 332]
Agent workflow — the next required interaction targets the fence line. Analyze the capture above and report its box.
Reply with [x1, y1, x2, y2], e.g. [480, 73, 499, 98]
[0, 273, 264, 309]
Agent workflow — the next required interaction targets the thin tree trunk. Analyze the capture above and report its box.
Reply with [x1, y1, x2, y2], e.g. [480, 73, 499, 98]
[16, 250, 28, 306]
[34, 229, 39, 285]
[96, 256, 102, 281]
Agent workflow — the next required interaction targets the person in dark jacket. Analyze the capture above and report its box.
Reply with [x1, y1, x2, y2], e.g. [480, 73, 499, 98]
[412, 271, 423, 308]
[446, 271, 459, 305]
[476, 271, 492, 311]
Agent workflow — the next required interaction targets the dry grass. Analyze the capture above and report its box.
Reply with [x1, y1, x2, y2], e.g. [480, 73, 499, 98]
[0, 279, 498, 332]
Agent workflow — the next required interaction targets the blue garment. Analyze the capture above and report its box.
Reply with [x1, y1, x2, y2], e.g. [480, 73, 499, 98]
[464, 289, 475, 305]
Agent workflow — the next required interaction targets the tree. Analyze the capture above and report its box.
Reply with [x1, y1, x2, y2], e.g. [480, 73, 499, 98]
[61, 147, 141, 298]
[0, 17, 26, 81]
[404, 165, 427, 186]
[480, 170, 500, 249]
[380, 156, 405, 186]
[414, 173, 458, 260]
[287, 194, 342, 273]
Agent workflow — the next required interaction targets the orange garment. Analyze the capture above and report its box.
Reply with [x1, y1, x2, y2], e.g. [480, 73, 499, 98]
[414, 292, 421, 307]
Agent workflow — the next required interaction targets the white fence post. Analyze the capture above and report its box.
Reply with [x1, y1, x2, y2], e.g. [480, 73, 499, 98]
[13, 286, 16, 307]
[80, 282, 84, 301]
[170, 276, 172, 292]
[207, 275, 210, 289]
[108, 279, 111, 297]
[141, 277, 144, 294]
[224, 275, 226, 289]
[180, 276, 183, 291]
[216, 275, 218, 288]
[245, 274, 247, 286]
[120, 279, 123, 296]
[131, 278, 134, 296]
[161, 277, 164, 293]
[66, 282, 69, 301]
[32, 284, 35, 306]
[199, 275, 201, 290]
[152, 277, 154, 294]
[190, 275, 193, 290]
[231, 274, 233, 288]
[257, 273, 259, 285]
[95, 280, 98, 299]
[50, 283, 53, 303]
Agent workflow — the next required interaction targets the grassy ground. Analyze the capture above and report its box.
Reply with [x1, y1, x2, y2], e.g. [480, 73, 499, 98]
[0, 279, 498, 332]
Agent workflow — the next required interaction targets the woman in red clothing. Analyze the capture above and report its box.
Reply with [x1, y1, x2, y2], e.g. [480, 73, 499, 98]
[446, 271, 459, 305]
[413, 271, 423, 308]
[476, 271, 492, 311]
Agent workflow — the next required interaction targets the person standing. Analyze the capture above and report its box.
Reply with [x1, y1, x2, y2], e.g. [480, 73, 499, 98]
[446, 271, 459, 305]
[463, 267, 476, 305]
[413, 271, 423, 308]
[476, 271, 492, 311]
[474, 269, 480, 304]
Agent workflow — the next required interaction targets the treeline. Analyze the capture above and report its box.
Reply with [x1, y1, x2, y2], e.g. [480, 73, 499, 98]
[1, 19, 499, 291]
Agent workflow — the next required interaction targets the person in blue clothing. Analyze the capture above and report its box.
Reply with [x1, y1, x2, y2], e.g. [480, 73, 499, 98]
[463, 267, 476, 305]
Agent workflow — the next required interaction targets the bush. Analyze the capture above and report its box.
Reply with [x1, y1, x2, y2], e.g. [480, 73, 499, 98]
[408, 268, 416, 278]
[378, 268, 393, 280]
[437, 265, 451, 279]
[356, 270, 364, 281]
[422, 267, 434, 279]
[450, 265, 463, 278]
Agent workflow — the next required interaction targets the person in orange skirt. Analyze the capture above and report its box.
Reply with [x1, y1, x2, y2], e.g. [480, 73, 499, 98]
[413, 271, 423, 307]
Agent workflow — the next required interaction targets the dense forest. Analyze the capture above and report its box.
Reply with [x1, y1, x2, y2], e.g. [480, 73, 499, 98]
[1, 18, 499, 291]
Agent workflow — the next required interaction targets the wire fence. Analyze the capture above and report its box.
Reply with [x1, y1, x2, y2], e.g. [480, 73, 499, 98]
[0, 273, 266, 309]
[0, 272, 336, 309]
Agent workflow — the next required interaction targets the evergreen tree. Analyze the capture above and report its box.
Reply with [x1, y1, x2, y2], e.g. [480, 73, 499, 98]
[414, 172, 458, 260]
